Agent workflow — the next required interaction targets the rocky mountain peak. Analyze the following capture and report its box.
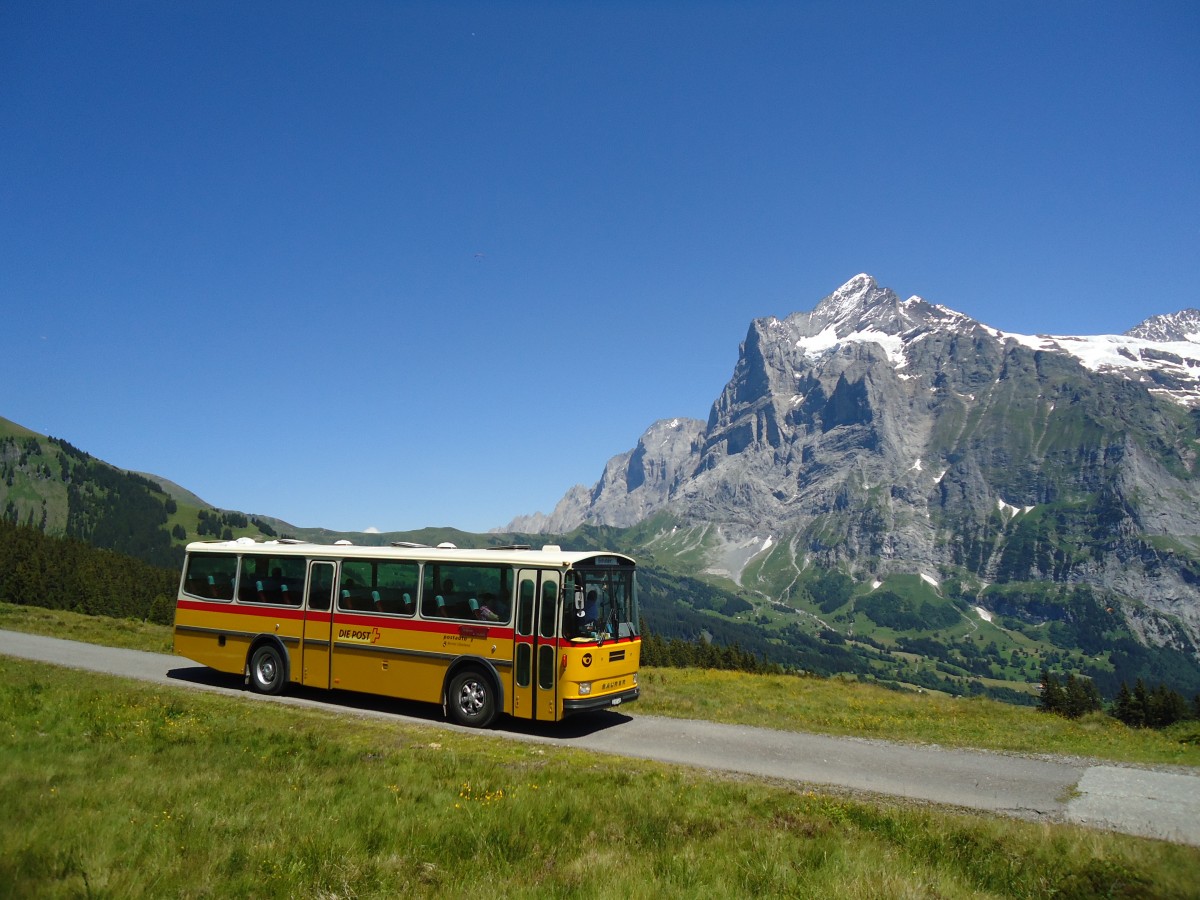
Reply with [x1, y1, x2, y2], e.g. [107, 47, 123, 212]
[813, 273, 883, 323]
[1126, 308, 1200, 342]
[775, 275, 978, 354]
[506, 273, 1200, 674]
[501, 417, 706, 534]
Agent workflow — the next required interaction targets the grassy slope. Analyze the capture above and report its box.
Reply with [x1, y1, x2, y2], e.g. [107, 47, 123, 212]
[2, 656, 1198, 899]
[637, 668, 1200, 768]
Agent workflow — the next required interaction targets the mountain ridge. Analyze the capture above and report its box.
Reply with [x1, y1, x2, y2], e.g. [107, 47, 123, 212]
[506, 275, 1200, 666]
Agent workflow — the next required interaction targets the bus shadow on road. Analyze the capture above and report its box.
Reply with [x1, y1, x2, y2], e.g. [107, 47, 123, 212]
[167, 665, 242, 689]
[500, 709, 634, 740]
[165, 665, 633, 738]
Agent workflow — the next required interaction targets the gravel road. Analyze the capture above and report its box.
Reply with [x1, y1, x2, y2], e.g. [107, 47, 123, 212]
[3, 629, 1198, 846]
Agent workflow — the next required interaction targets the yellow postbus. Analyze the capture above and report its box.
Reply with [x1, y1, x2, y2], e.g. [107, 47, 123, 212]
[172, 538, 640, 727]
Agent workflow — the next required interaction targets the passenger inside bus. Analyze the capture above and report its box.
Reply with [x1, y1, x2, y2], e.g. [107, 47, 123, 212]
[473, 593, 501, 621]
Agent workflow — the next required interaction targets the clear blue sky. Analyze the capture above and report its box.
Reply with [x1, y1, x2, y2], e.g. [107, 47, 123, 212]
[2, 1, 1197, 533]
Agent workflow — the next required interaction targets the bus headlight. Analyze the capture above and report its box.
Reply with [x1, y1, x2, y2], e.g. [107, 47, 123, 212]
[578, 682, 592, 696]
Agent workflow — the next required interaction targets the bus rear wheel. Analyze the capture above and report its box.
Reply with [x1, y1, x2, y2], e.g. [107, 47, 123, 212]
[447, 669, 496, 728]
[248, 643, 286, 695]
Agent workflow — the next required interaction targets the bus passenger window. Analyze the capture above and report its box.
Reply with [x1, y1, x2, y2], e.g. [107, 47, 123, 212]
[339, 561, 372, 611]
[422, 564, 511, 621]
[239, 556, 305, 606]
[374, 561, 419, 616]
[183, 553, 236, 602]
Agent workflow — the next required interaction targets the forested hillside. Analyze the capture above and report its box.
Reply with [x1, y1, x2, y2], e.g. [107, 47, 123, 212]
[0, 519, 177, 624]
[1, 422, 179, 567]
[0, 417, 281, 568]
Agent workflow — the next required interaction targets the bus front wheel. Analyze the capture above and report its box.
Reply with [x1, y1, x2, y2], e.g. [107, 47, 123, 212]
[447, 669, 496, 728]
[248, 643, 286, 696]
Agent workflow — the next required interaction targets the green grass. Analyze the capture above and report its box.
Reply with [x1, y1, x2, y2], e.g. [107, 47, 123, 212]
[636, 668, 1200, 768]
[3, 602, 1199, 768]
[2, 657, 1198, 899]
[0, 602, 174, 653]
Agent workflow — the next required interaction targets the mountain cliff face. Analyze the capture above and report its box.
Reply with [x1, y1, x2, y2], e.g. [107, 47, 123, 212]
[506, 418, 706, 533]
[509, 275, 1200, 657]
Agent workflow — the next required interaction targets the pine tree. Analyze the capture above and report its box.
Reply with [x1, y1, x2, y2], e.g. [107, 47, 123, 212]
[1069, 675, 1100, 718]
[1147, 684, 1189, 728]
[1134, 678, 1151, 725]
[1114, 681, 1142, 727]
[1039, 668, 1065, 715]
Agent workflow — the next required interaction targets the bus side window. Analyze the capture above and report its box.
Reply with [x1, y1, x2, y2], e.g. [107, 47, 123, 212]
[339, 561, 371, 611]
[375, 561, 419, 617]
[422, 567, 448, 618]
[238, 557, 263, 603]
[243, 558, 305, 606]
[183, 554, 236, 602]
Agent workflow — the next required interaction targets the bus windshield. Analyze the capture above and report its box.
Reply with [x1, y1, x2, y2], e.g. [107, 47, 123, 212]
[564, 563, 638, 642]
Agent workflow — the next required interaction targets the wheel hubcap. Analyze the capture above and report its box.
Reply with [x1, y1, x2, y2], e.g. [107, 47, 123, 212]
[458, 681, 484, 716]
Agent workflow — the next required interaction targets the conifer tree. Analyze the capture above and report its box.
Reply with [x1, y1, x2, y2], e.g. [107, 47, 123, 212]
[1147, 683, 1190, 728]
[1134, 678, 1151, 724]
[1114, 681, 1142, 727]
[1038, 668, 1064, 714]
[1062, 674, 1102, 718]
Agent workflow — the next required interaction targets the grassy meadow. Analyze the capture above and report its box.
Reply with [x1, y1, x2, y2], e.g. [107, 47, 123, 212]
[636, 668, 1200, 768]
[0, 602, 175, 653]
[3, 655, 1199, 899]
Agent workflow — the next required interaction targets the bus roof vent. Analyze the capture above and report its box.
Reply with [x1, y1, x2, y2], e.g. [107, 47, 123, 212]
[278, 538, 306, 545]
[541, 544, 562, 553]
[334, 539, 354, 546]
[488, 544, 531, 551]
[390, 541, 430, 548]
[436, 542, 458, 550]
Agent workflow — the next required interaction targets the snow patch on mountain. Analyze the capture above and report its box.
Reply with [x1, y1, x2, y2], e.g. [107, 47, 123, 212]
[795, 326, 907, 367]
[792, 275, 1200, 408]
[1001, 331, 1200, 405]
[1004, 331, 1200, 373]
[997, 499, 1035, 519]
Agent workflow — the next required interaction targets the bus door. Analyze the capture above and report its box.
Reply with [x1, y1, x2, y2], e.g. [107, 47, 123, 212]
[513, 569, 561, 721]
[301, 560, 336, 688]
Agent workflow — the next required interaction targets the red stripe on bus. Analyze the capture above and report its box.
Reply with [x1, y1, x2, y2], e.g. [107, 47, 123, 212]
[176, 597, 516, 639]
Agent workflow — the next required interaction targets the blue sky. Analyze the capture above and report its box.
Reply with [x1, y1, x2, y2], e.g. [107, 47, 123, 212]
[2, 1, 1197, 533]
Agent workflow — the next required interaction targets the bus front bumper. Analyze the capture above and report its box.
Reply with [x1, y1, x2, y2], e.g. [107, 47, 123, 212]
[562, 686, 640, 715]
